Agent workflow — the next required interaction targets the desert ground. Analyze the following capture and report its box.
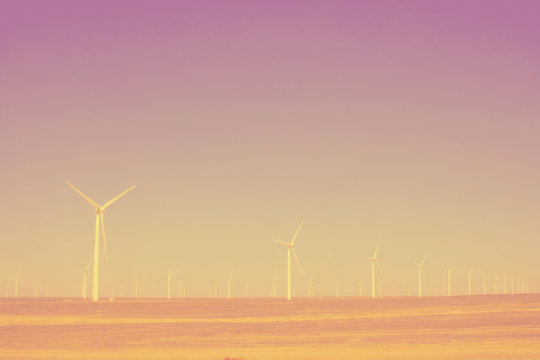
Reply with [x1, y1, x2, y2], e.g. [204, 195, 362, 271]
[1, 295, 540, 359]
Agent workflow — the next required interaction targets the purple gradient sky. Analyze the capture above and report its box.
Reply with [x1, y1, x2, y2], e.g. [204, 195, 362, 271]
[1, 1, 539, 297]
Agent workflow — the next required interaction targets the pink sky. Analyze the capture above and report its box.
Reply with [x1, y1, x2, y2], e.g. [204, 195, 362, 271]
[1, 1, 539, 297]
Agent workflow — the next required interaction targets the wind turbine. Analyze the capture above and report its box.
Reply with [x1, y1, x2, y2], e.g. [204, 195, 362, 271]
[34, 282, 39, 297]
[447, 265, 455, 296]
[416, 258, 425, 298]
[467, 269, 473, 296]
[481, 272, 490, 295]
[81, 260, 90, 300]
[14, 272, 22, 297]
[273, 221, 304, 301]
[227, 272, 233, 299]
[366, 242, 381, 299]
[135, 278, 142, 298]
[272, 274, 277, 299]
[308, 278, 313, 298]
[66, 180, 135, 301]
[167, 271, 176, 300]
[336, 279, 341, 298]
[494, 274, 499, 295]
[178, 280, 184, 298]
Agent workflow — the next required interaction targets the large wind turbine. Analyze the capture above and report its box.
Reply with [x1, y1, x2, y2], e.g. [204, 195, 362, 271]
[367, 242, 380, 299]
[416, 258, 425, 298]
[447, 265, 455, 296]
[273, 221, 304, 301]
[66, 180, 135, 301]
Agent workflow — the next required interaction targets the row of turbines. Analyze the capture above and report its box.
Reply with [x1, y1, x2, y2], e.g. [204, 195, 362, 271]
[6, 181, 525, 301]
[4, 267, 532, 299]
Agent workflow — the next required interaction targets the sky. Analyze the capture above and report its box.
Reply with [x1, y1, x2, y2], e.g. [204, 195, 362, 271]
[1, 0, 539, 298]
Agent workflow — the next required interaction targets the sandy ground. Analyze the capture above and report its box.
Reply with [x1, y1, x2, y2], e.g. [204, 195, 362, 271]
[1, 295, 540, 359]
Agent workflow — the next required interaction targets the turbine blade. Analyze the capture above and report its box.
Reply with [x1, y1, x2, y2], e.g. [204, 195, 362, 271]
[101, 213, 109, 264]
[292, 248, 303, 274]
[103, 185, 136, 210]
[65, 180, 101, 209]
[290, 220, 304, 245]
[420, 257, 425, 267]
[272, 239, 289, 246]
[374, 240, 380, 258]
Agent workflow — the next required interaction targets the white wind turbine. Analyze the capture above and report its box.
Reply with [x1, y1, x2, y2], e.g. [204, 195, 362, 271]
[81, 260, 90, 300]
[14, 272, 22, 297]
[167, 271, 176, 300]
[227, 272, 233, 299]
[481, 272, 490, 295]
[366, 242, 381, 299]
[447, 265, 455, 296]
[416, 258, 425, 298]
[273, 221, 304, 301]
[494, 274, 499, 295]
[467, 269, 473, 296]
[308, 278, 313, 298]
[272, 274, 277, 299]
[66, 180, 135, 301]
[177, 280, 184, 298]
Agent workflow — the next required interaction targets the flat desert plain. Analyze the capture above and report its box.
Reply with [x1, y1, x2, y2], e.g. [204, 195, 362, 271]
[1, 295, 540, 359]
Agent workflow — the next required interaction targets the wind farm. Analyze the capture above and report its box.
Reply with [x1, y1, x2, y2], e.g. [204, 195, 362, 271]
[2, 1, 540, 359]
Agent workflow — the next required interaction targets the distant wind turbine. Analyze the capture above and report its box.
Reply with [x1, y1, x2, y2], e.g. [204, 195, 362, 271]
[416, 258, 425, 298]
[467, 269, 473, 296]
[336, 279, 341, 298]
[81, 260, 90, 300]
[308, 278, 313, 298]
[14, 272, 22, 298]
[272, 274, 277, 299]
[66, 180, 135, 301]
[494, 274, 499, 295]
[167, 271, 176, 300]
[273, 221, 304, 301]
[366, 242, 381, 299]
[227, 272, 233, 299]
[481, 272, 490, 295]
[447, 265, 455, 296]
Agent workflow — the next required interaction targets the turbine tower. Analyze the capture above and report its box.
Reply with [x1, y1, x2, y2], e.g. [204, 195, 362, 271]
[273, 221, 304, 301]
[447, 265, 455, 296]
[14, 272, 22, 298]
[81, 260, 90, 300]
[167, 271, 176, 300]
[416, 258, 425, 298]
[66, 180, 135, 301]
[227, 272, 233, 299]
[367, 242, 380, 299]
[481, 272, 490, 295]
[467, 269, 473, 296]
[272, 274, 277, 299]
